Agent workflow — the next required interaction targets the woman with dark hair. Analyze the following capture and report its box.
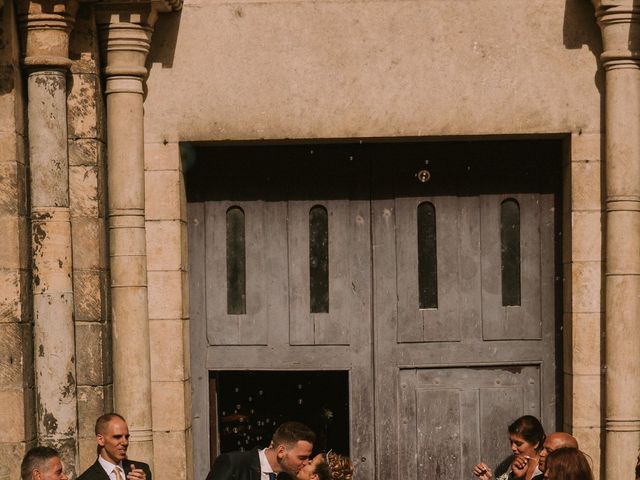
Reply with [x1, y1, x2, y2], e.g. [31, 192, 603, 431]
[473, 415, 546, 480]
[543, 448, 593, 480]
[296, 451, 352, 480]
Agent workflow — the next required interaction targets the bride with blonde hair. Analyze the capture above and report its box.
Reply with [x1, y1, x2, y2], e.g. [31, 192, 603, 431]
[296, 450, 353, 480]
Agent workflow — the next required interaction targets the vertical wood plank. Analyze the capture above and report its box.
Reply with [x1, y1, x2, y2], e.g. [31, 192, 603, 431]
[479, 386, 524, 472]
[239, 200, 268, 345]
[458, 196, 482, 342]
[423, 197, 460, 342]
[396, 196, 423, 342]
[206, 201, 240, 344]
[187, 202, 212, 478]
[416, 389, 462, 480]
[398, 370, 418, 480]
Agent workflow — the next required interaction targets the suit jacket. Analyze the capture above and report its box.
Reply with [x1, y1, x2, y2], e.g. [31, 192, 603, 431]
[77, 458, 152, 480]
[206, 448, 261, 480]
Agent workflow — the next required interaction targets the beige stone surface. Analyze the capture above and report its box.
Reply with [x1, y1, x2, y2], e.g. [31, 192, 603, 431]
[70, 165, 100, 218]
[564, 313, 603, 376]
[570, 211, 603, 262]
[71, 217, 102, 270]
[571, 160, 603, 212]
[145, 142, 182, 171]
[145, 0, 602, 143]
[0, 389, 26, 441]
[68, 74, 101, 140]
[73, 270, 103, 322]
[146, 220, 184, 271]
[0, 216, 20, 269]
[69, 138, 102, 167]
[572, 426, 602, 478]
[76, 323, 107, 385]
[151, 380, 188, 431]
[152, 431, 188, 480]
[567, 261, 603, 314]
[150, 319, 186, 381]
[145, 170, 182, 221]
[571, 132, 602, 162]
[0, 270, 21, 322]
[0, 323, 27, 387]
[148, 270, 183, 319]
[0, 442, 30, 480]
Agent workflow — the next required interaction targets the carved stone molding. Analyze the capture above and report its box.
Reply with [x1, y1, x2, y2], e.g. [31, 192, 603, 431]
[594, 2, 640, 69]
[17, 0, 78, 67]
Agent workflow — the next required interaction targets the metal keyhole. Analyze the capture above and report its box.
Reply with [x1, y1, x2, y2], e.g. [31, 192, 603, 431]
[417, 169, 431, 183]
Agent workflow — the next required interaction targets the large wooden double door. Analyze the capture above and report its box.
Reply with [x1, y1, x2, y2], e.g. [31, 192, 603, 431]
[188, 140, 561, 480]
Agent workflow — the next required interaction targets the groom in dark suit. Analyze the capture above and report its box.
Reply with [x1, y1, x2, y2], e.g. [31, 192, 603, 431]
[206, 421, 315, 480]
[78, 413, 152, 480]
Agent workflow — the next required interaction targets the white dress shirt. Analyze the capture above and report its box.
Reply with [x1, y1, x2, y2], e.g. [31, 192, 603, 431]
[258, 448, 276, 480]
[98, 455, 126, 480]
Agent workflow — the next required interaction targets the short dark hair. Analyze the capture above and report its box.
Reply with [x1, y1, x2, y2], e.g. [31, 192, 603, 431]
[95, 412, 127, 435]
[545, 447, 594, 480]
[21, 446, 60, 480]
[272, 421, 316, 448]
[508, 415, 546, 452]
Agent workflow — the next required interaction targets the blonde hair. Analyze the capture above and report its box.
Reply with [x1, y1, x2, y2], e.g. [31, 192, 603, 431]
[325, 451, 353, 480]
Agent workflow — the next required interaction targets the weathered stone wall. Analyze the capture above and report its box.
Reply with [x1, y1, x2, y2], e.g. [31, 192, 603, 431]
[67, 5, 111, 473]
[563, 132, 604, 478]
[145, 142, 191, 480]
[0, 2, 35, 480]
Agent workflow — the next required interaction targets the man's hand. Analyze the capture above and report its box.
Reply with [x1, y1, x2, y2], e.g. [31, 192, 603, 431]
[510, 455, 530, 479]
[127, 464, 146, 480]
[473, 462, 492, 480]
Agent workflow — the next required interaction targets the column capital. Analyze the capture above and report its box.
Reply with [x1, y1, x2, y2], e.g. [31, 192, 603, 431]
[95, 0, 181, 87]
[593, 1, 640, 69]
[17, 0, 78, 68]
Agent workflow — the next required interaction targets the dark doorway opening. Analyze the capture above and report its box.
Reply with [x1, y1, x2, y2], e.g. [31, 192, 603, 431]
[209, 371, 350, 462]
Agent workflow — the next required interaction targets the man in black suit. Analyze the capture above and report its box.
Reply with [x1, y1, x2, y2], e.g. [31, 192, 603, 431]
[207, 421, 316, 480]
[78, 413, 152, 480]
[21, 446, 69, 480]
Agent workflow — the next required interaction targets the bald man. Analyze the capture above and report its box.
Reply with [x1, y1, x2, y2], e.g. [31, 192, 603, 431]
[533, 432, 579, 479]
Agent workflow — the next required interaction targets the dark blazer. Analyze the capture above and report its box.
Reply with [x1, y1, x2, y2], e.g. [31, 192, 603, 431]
[77, 458, 152, 480]
[206, 448, 261, 480]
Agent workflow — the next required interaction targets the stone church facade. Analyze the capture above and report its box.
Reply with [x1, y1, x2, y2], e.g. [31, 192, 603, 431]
[0, 0, 638, 479]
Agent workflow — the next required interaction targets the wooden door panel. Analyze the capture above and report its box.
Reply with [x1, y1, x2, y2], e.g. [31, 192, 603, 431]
[396, 196, 462, 343]
[204, 199, 288, 345]
[480, 194, 543, 340]
[399, 366, 540, 480]
[289, 198, 370, 346]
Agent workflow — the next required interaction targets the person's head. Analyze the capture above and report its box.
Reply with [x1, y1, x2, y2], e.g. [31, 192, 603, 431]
[296, 451, 353, 480]
[20, 447, 68, 480]
[539, 432, 579, 472]
[270, 421, 316, 476]
[543, 448, 593, 480]
[95, 413, 130, 465]
[507, 415, 545, 456]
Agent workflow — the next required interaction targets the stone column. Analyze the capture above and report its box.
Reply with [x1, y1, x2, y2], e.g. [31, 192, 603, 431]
[95, 4, 155, 466]
[17, 0, 79, 472]
[593, 2, 640, 478]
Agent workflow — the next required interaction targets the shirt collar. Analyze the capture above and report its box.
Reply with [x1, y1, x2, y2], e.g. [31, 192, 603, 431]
[258, 448, 274, 474]
[98, 455, 124, 475]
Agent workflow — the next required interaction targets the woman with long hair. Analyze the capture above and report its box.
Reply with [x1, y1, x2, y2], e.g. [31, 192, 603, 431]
[473, 415, 546, 480]
[296, 450, 352, 480]
[543, 448, 593, 480]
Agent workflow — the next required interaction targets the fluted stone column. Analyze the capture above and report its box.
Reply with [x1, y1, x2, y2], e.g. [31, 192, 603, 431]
[95, 4, 155, 466]
[593, 2, 640, 479]
[17, 0, 79, 472]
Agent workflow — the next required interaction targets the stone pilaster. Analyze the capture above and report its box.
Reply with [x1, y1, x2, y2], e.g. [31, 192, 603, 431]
[593, 2, 640, 479]
[95, 3, 155, 466]
[17, 0, 79, 473]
